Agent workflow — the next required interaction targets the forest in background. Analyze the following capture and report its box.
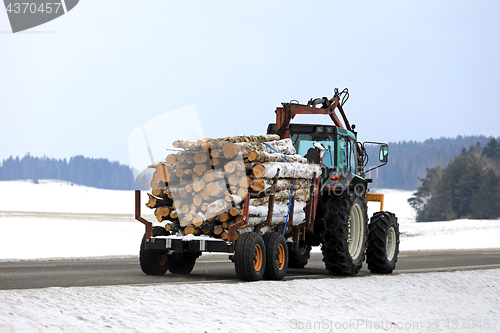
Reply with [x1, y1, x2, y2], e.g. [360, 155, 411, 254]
[408, 138, 500, 221]
[0, 135, 497, 191]
[365, 135, 494, 190]
[0, 154, 136, 190]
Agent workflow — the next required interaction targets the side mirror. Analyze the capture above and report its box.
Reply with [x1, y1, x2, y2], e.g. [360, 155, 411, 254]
[379, 145, 389, 163]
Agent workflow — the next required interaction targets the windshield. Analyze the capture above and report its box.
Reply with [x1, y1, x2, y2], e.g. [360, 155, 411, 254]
[291, 134, 335, 169]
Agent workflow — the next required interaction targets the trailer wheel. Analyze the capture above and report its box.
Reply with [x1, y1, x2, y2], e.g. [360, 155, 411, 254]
[139, 226, 170, 275]
[321, 191, 368, 276]
[366, 212, 400, 274]
[263, 233, 288, 280]
[234, 232, 266, 281]
[169, 252, 200, 275]
[288, 244, 311, 269]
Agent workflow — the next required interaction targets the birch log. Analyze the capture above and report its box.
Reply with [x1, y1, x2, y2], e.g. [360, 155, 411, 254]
[222, 138, 297, 159]
[250, 188, 310, 206]
[249, 178, 313, 192]
[247, 151, 307, 164]
[251, 162, 320, 179]
[247, 212, 306, 226]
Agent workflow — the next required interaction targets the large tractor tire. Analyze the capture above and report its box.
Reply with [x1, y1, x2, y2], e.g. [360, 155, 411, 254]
[139, 226, 170, 275]
[320, 190, 368, 276]
[366, 212, 400, 274]
[169, 252, 200, 275]
[263, 232, 288, 280]
[234, 232, 266, 281]
[288, 244, 311, 269]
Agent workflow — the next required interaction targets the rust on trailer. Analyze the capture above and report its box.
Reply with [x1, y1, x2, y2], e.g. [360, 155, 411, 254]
[135, 190, 153, 239]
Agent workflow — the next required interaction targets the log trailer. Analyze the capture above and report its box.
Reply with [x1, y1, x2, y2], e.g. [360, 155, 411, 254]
[136, 88, 400, 281]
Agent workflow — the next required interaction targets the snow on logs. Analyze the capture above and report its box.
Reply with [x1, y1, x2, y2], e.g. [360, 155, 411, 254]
[144, 135, 320, 239]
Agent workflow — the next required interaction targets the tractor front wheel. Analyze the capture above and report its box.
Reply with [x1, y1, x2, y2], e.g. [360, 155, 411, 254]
[366, 212, 400, 274]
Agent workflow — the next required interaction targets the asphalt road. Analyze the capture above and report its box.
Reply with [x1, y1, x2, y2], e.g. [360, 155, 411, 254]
[1, 249, 500, 290]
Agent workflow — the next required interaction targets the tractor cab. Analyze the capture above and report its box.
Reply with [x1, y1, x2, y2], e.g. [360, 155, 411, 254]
[266, 123, 361, 185]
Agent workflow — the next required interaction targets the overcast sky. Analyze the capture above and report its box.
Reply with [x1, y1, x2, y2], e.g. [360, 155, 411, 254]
[1, 1, 499, 166]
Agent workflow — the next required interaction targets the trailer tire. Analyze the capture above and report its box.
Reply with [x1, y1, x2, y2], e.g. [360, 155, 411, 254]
[263, 233, 288, 280]
[169, 252, 200, 275]
[367, 212, 400, 274]
[139, 226, 170, 276]
[321, 190, 368, 276]
[234, 232, 266, 281]
[288, 244, 311, 269]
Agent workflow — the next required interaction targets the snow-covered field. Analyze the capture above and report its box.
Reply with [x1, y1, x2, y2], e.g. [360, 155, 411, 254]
[1, 180, 499, 261]
[1, 180, 499, 332]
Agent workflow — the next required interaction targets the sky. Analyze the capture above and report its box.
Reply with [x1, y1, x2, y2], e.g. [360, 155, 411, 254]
[1, 1, 500, 166]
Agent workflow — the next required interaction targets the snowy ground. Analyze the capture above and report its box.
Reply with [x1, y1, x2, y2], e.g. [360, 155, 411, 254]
[1, 180, 500, 332]
[1, 269, 499, 332]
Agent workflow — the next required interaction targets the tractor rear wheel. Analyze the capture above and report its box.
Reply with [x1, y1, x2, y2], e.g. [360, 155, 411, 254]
[139, 226, 170, 275]
[288, 244, 311, 269]
[320, 190, 368, 276]
[263, 232, 288, 280]
[234, 232, 266, 281]
[366, 212, 400, 274]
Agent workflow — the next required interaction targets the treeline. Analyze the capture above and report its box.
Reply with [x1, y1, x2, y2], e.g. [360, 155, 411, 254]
[408, 138, 500, 221]
[0, 154, 136, 190]
[365, 135, 493, 190]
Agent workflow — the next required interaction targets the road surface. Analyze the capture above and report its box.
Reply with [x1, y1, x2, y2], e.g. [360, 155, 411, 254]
[1, 249, 500, 290]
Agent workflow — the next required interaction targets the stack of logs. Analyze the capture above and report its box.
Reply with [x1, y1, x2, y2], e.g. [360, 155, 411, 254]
[145, 134, 320, 241]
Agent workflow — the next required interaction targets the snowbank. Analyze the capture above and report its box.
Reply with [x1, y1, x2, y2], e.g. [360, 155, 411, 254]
[1, 269, 499, 332]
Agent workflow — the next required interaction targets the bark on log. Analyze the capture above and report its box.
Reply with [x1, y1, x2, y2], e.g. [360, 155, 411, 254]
[250, 189, 310, 206]
[222, 138, 296, 159]
[249, 178, 313, 193]
[247, 150, 307, 164]
[251, 162, 320, 179]
[247, 212, 306, 226]
[200, 134, 280, 146]
[249, 201, 306, 217]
